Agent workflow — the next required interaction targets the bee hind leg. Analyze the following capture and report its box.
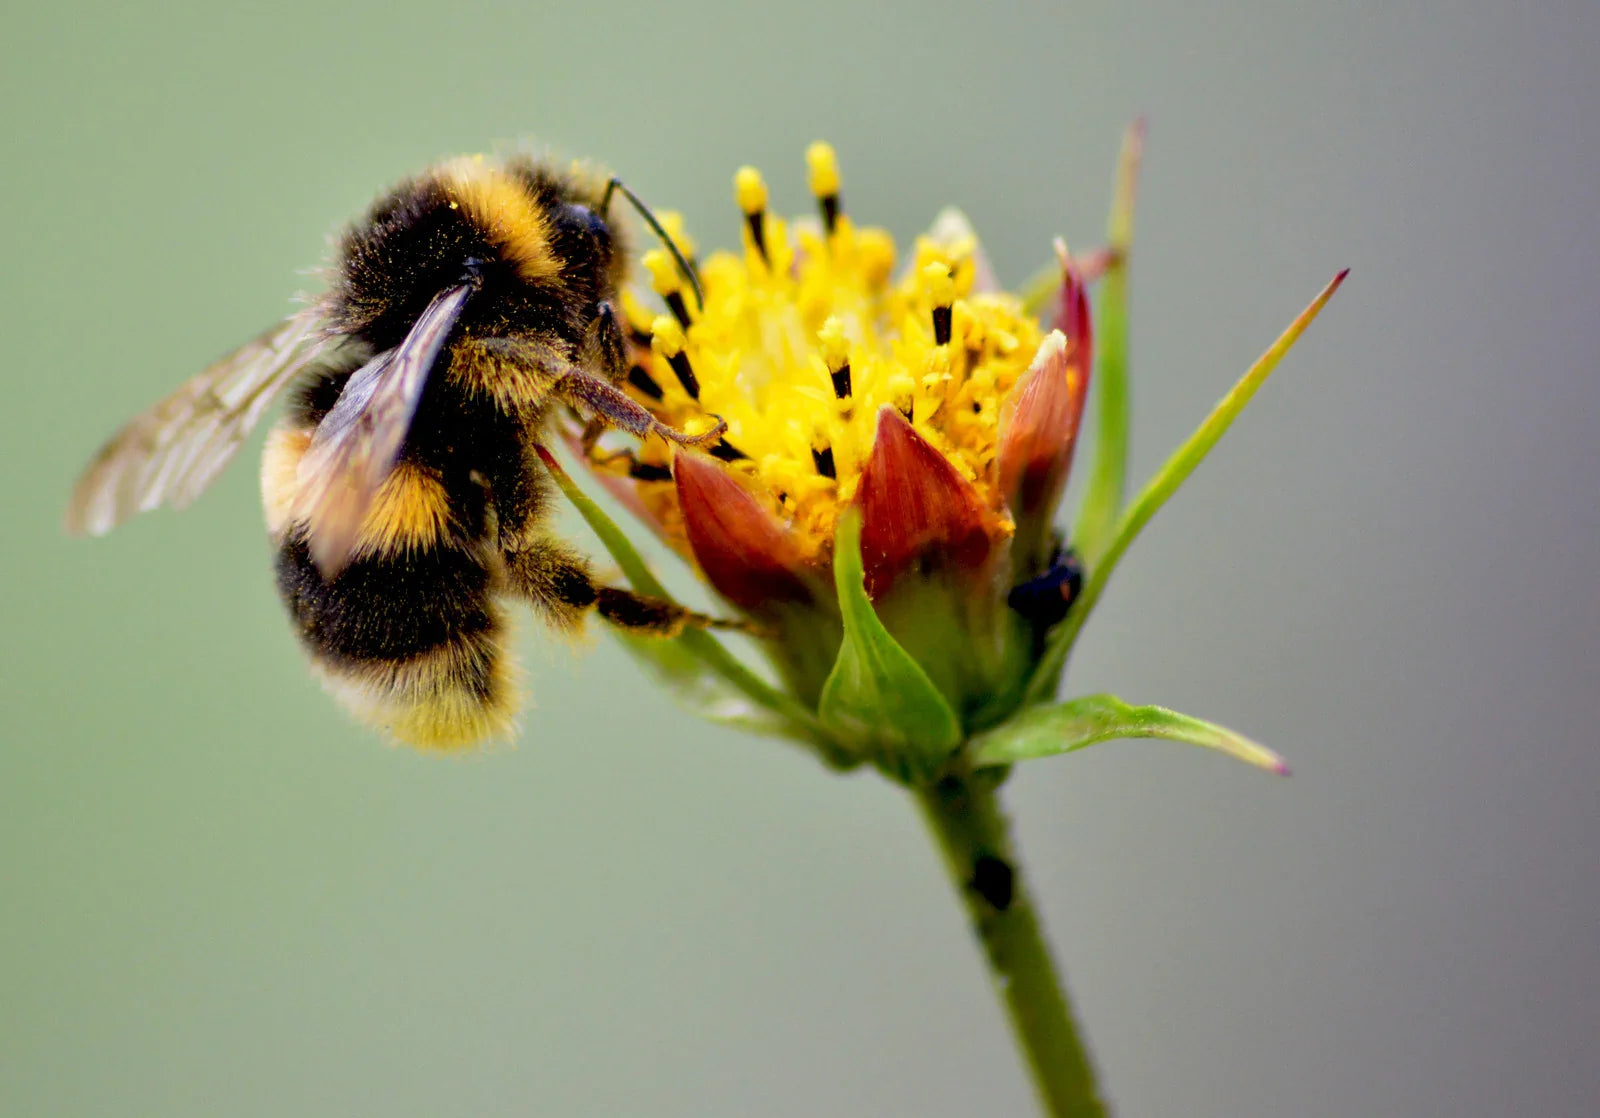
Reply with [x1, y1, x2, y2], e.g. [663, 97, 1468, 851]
[503, 535, 753, 638]
[593, 587, 751, 638]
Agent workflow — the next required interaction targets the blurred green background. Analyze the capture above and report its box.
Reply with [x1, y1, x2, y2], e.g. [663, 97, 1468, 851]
[4, 2, 1596, 1115]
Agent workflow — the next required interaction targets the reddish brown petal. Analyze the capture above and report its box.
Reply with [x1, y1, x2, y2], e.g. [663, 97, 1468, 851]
[997, 270, 1091, 524]
[673, 452, 813, 611]
[1052, 249, 1094, 354]
[855, 407, 995, 599]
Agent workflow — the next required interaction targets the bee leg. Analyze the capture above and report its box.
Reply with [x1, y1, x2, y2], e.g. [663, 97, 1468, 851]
[580, 300, 724, 448]
[578, 414, 609, 456]
[463, 334, 723, 450]
[501, 537, 600, 633]
[593, 587, 751, 638]
[555, 368, 727, 450]
[502, 536, 750, 637]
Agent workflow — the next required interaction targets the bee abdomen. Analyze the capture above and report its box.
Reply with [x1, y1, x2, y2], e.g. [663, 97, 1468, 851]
[311, 624, 520, 751]
[264, 411, 520, 750]
[274, 533, 521, 750]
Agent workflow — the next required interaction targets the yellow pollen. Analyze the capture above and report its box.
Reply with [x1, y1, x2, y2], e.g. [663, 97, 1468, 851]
[617, 149, 1045, 559]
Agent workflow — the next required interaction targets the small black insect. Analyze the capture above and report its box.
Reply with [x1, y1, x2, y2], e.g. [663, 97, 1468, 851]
[1008, 545, 1084, 655]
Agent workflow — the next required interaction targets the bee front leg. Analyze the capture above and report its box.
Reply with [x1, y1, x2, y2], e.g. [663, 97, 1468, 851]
[556, 368, 726, 450]
[574, 301, 727, 448]
[463, 333, 725, 450]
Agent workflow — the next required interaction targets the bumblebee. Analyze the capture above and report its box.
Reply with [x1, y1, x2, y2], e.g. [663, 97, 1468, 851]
[65, 155, 725, 750]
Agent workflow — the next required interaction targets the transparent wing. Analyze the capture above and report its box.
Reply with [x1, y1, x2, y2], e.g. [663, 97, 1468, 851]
[292, 283, 474, 576]
[64, 308, 330, 536]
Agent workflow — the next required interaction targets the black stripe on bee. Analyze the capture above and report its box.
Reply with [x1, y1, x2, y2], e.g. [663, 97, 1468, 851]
[275, 530, 494, 665]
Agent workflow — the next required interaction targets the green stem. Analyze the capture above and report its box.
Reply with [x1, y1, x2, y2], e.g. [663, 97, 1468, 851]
[916, 771, 1106, 1117]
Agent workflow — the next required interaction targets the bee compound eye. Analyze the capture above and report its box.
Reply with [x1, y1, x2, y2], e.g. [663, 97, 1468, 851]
[563, 203, 609, 244]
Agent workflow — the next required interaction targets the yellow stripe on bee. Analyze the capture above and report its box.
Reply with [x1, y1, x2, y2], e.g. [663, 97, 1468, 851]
[312, 625, 522, 751]
[355, 462, 453, 558]
[262, 420, 452, 553]
[261, 422, 313, 539]
[438, 157, 562, 284]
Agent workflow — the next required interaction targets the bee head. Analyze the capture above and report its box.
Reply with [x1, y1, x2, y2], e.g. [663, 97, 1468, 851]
[330, 159, 635, 349]
[547, 199, 622, 302]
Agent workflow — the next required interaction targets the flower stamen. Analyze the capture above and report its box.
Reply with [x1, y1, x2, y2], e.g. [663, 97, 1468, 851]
[924, 262, 955, 346]
[806, 141, 843, 235]
[649, 315, 700, 399]
[644, 249, 696, 327]
[734, 166, 771, 264]
[810, 434, 837, 480]
[626, 361, 665, 402]
[710, 438, 750, 463]
[820, 317, 852, 400]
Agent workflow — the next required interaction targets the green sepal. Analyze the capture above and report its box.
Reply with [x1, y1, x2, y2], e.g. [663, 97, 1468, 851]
[536, 446, 831, 750]
[818, 511, 964, 783]
[969, 693, 1289, 775]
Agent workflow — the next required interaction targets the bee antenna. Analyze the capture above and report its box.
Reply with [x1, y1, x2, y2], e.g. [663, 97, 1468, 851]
[603, 177, 704, 309]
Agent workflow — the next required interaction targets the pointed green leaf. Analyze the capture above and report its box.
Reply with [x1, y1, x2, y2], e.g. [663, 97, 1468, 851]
[1071, 118, 1145, 567]
[818, 511, 963, 780]
[970, 693, 1289, 774]
[1025, 268, 1350, 705]
[536, 446, 829, 745]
